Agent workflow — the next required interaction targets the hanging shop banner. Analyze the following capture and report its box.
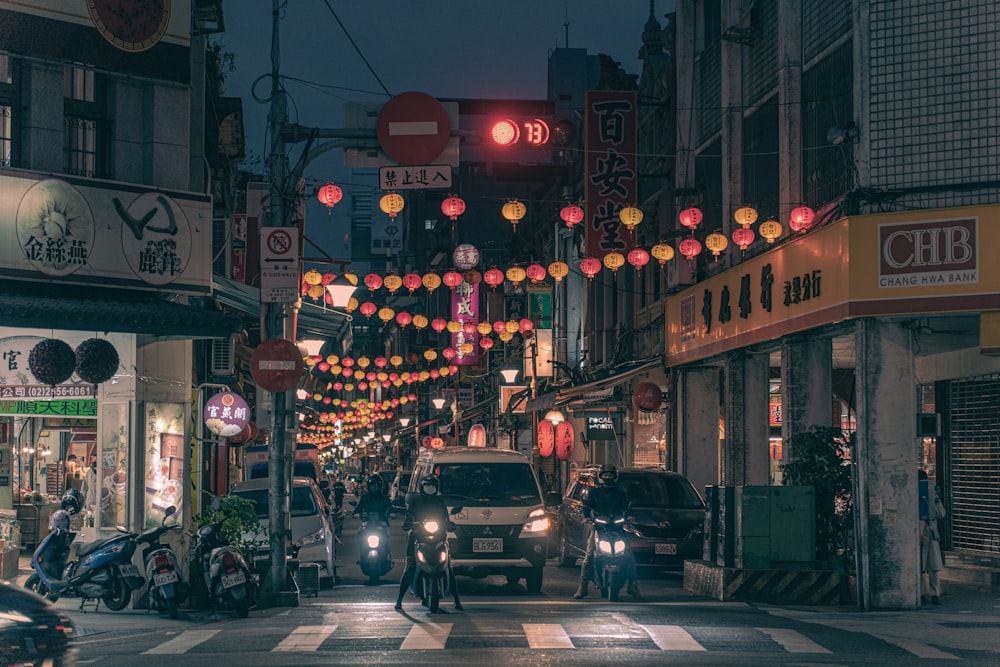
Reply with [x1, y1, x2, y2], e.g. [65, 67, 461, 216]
[203, 391, 251, 437]
[586, 411, 622, 441]
[584, 90, 637, 259]
[451, 280, 480, 365]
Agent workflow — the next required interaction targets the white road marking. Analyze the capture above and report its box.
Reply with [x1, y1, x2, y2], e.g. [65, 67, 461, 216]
[142, 629, 221, 654]
[886, 638, 960, 660]
[272, 625, 338, 652]
[388, 121, 438, 136]
[400, 622, 452, 650]
[757, 627, 831, 653]
[523, 623, 574, 649]
[642, 624, 706, 651]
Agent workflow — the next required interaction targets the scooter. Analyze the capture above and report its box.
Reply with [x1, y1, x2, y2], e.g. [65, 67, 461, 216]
[138, 506, 186, 619]
[409, 509, 460, 613]
[189, 512, 257, 618]
[357, 512, 393, 585]
[27, 517, 146, 612]
[589, 511, 631, 602]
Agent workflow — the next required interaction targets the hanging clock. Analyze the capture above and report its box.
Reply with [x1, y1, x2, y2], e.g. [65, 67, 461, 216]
[87, 0, 171, 53]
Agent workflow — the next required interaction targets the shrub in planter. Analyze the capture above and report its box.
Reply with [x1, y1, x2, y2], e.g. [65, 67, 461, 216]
[28, 339, 76, 385]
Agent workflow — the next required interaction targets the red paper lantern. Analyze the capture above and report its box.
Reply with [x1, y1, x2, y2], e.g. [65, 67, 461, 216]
[732, 226, 756, 250]
[493, 320, 506, 333]
[363, 273, 383, 291]
[463, 269, 481, 285]
[442, 271, 464, 290]
[525, 263, 547, 284]
[560, 204, 584, 227]
[633, 382, 663, 412]
[518, 318, 534, 335]
[402, 273, 422, 293]
[374, 356, 387, 368]
[448, 364, 458, 375]
[537, 420, 555, 457]
[679, 237, 703, 260]
[442, 347, 457, 360]
[317, 182, 343, 208]
[462, 321, 476, 335]
[359, 301, 377, 318]
[479, 337, 494, 350]
[483, 268, 505, 289]
[395, 311, 413, 328]
[580, 257, 602, 280]
[441, 196, 466, 221]
[555, 421, 574, 460]
[431, 318, 448, 333]
[789, 205, 816, 233]
[679, 206, 703, 229]
[627, 248, 650, 270]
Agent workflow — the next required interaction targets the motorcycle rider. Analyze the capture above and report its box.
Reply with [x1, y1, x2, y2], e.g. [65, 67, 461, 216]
[573, 463, 641, 599]
[354, 473, 393, 523]
[395, 474, 462, 611]
[332, 477, 346, 510]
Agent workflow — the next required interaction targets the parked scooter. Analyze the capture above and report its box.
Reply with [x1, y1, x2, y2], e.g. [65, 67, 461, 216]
[589, 511, 631, 602]
[355, 509, 393, 585]
[189, 507, 257, 618]
[27, 492, 146, 611]
[408, 508, 460, 613]
[138, 506, 186, 618]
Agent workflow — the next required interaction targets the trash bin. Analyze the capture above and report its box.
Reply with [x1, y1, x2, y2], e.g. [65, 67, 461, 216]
[297, 562, 320, 597]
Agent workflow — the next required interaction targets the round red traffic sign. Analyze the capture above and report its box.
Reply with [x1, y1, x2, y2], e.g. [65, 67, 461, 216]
[376, 91, 451, 166]
[250, 338, 304, 393]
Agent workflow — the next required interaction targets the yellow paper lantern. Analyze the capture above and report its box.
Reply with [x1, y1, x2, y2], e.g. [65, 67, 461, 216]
[357, 356, 370, 369]
[618, 205, 643, 229]
[505, 266, 527, 285]
[603, 252, 625, 272]
[502, 199, 527, 230]
[477, 321, 493, 336]
[383, 274, 403, 293]
[651, 243, 675, 264]
[307, 283, 325, 299]
[759, 219, 783, 243]
[460, 342, 474, 355]
[379, 192, 405, 218]
[378, 306, 395, 323]
[733, 205, 758, 227]
[390, 355, 403, 367]
[412, 314, 429, 330]
[499, 330, 514, 342]
[547, 260, 569, 282]
[505, 320, 519, 334]
[446, 320, 462, 334]
[421, 272, 441, 292]
[704, 231, 729, 256]
[423, 350, 438, 362]
[326, 354, 340, 365]
[303, 269, 323, 285]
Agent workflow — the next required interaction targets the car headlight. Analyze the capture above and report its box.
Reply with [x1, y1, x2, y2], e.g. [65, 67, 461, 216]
[366, 534, 380, 549]
[598, 539, 612, 554]
[522, 508, 549, 533]
[295, 528, 326, 548]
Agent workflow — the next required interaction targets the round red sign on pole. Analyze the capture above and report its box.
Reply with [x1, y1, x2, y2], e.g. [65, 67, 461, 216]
[376, 91, 451, 166]
[250, 338, 304, 393]
[467, 423, 486, 448]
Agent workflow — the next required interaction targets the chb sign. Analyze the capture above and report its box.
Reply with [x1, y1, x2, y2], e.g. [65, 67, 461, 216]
[586, 412, 621, 441]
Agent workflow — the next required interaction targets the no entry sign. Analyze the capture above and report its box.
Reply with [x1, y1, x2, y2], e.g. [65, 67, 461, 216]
[376, 91, 451, 166]
[250, 338, 304, 393]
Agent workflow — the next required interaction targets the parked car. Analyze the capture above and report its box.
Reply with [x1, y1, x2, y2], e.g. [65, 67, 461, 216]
[231, 476, 337, 588]
[556, 467, 706, 570]
[390, 470, 412, 508]
[0, 580, 76, 666]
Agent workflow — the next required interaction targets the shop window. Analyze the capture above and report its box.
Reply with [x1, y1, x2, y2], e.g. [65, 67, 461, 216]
[64, 65, 109, 179]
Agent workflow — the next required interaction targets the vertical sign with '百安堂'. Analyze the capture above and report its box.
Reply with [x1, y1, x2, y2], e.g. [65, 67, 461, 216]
[584, 91, 637, 260]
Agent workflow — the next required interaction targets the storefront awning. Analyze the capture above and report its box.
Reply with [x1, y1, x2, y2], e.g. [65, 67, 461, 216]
[0, 282, 241, 339]
[554, 356, 664, 406]
[214, 276, 351, 341]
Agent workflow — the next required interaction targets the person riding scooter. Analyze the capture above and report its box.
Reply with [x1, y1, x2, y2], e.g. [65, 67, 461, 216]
[574, 464, 641, 600]
[395, 474, 462, 611]
[354, 474, 393, 523]
[332, 477, 346, 510]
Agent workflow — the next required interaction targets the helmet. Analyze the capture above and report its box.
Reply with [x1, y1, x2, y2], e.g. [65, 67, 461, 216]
[598, 464, 618, 487]
[61, 489, 83, 515]
[366, 474, 384, 495]
[49, 509, 71, 532]
[419, 474, 440, 496]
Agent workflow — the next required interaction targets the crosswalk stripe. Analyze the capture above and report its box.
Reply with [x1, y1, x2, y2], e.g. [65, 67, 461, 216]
[523, 623, 575, 649]
[142, 629, 221, 655]
[641, 624, 706, 651]
[272, 625, 338, 652]
[887, 638, 960, 660]
[400, 622, 452, 650]
[757, 627, 831, 653]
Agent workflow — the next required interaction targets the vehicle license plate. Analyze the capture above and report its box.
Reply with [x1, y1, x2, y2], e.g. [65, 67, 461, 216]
[655, 543, 677, 555]
[221, 571, 247, 588]
[472, 538, 502, 553]
[119, 563, 140, 577]
[153, 571, 179, 586]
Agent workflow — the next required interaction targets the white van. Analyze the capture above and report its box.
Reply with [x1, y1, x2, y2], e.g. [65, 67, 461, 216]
[407, 447, 550, 592]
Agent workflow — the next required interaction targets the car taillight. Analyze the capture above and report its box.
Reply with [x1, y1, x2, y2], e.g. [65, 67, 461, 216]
[155, 554, 170, 568]
[222, 551, 237, 571]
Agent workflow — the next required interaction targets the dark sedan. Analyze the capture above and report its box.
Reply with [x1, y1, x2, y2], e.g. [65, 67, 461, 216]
[555, 467, 706, 570]
[0, 580, 76, 666]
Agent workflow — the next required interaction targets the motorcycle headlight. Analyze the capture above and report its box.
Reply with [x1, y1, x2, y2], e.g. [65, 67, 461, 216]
[598, 539, 612, 555]
[439, 550, 448, 563]
[366, 534, 380, 549]
[416, 550, 426, 563]
[522, 508, 549, 533]
[613, 540, 626, 554]
[424, 520, 439, 534]
[294, 528, 326, 548]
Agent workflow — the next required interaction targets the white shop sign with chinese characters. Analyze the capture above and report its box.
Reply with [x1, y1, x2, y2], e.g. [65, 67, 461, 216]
[0, 171, 212, 294]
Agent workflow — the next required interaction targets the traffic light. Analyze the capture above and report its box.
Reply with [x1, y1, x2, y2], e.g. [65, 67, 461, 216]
[487, 117, 576, 149]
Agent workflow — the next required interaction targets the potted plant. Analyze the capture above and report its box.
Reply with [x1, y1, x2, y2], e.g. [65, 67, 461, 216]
[781, 426, 856, 600]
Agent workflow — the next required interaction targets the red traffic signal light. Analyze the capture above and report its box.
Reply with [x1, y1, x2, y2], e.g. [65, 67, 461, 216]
[488, 118, 551, 148]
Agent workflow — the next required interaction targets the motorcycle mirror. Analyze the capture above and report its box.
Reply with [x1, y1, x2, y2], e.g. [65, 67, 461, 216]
[164, 505, 177, 519]
[450, 506, 464, 516]
[210, 497, 221, 511]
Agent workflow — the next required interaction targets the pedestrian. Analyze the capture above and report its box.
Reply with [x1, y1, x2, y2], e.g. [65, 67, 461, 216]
[919, 469, 946, 605]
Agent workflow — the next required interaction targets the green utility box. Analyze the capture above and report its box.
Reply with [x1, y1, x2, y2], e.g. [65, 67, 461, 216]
[706, 485, 817, 570]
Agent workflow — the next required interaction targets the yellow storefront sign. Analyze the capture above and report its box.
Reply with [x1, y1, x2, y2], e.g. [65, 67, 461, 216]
[665, 204, 1000, 366]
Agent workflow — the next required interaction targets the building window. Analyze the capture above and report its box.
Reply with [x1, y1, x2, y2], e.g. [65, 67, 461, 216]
[0, 54, 18, 168]
[64, 65, 109, 178]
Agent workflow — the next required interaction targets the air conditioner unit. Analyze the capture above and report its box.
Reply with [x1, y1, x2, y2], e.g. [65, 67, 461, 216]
[209, 337, 235, 377]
